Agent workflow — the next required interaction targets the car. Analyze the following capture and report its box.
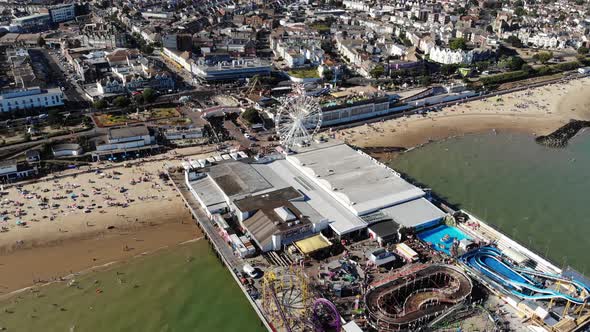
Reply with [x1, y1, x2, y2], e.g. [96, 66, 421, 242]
[243, 264, 258, 278]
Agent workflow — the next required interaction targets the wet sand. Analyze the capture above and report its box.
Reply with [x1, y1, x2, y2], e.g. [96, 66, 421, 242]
[0, 220, 200, 294]
[0, 152, 213, 293]
[338, 77, 590, 152]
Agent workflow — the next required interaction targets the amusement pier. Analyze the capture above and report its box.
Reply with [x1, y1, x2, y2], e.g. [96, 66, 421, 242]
[166, 96, 590, 332]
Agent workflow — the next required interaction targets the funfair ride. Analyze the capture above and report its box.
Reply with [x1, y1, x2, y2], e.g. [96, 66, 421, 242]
[261, 266, 342, 332]
[275, 94, 322, 149]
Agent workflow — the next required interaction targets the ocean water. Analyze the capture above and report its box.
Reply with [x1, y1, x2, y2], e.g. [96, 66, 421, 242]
[0, 240, 264, 332]
[389, 132, 590, 273]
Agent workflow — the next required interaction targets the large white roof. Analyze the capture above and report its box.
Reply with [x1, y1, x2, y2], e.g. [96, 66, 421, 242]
[253, 160, 368, 236]
[381, 197, 446, 228]
[286, 143, 425, 216]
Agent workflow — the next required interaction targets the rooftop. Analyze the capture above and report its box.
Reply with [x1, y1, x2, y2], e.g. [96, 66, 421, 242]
[380, 197, 446, 228]
[287, 142, 425, 216]
[206, 161, 273, 198]
[108, 125, 150, 140]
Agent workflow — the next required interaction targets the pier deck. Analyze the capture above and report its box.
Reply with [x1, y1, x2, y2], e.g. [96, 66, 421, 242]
[168, 171, 273, 332]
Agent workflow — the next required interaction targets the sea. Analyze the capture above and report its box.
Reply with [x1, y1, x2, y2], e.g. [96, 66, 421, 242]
[388, 131, 590, 273]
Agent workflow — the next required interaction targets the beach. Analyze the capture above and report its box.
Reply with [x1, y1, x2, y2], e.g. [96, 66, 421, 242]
[0, 153, 208, 293]
[337, 77, 590, 152]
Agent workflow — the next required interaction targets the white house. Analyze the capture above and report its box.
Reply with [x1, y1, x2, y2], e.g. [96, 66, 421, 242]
[429, 46, 474, 65]
[0, 87, 64, 113]
[49, 3, 75, 23]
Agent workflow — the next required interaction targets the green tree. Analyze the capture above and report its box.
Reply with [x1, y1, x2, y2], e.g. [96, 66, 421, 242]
[113, 96, 130, 108]
[37, 36, 46, 47]
[370, 65, 385, 78]
[241, 108, 261, 124]
[133, 93, 144, 105]
[141, 44, 154, 55]
[93, 99, 107, 109]
[505, 35, 524, 48]
[417, 76, 431, 86]
[323, 69, 334, 81]
[142, 88, 157, 103]
[533, 51, 553, 64]
[449, 38, 468, 51]
[514, 7, 526, 16]
[440, 64, 459, 76]
[47, 109, 64, 127]
[578, 46, 589, 55]
[486, 25, 494, 33]
[499, 56, 525, 71]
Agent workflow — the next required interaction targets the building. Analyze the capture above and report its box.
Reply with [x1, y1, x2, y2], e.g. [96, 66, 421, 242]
[11, 13, 51, 32]
[49, 3, 75, 23]
[92, 124, 156, 161]
[429, 46, 474, 65]
[162, 47, 193, 71]
[185, 141, 447, 245]
[52, 143, 83, 157]
[368, 221, 399, 246]
[0, 87, 64, 112]
[0, 160, 37, 182]
[191, 59, 271, 82]
[163, 126, 204, 140]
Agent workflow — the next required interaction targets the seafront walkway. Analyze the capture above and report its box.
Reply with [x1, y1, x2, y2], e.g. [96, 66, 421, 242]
[167, 171, 273, 332]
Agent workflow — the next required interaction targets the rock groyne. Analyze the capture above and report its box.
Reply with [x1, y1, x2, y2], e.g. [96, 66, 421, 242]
[535, 120, 590, 148]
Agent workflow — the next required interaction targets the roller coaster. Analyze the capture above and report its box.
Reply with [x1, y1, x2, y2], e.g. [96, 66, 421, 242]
[461, 247, 590, 305]
[364, 264, 472, 331]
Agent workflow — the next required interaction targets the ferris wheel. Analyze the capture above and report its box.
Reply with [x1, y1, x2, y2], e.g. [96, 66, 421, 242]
[275, 95, 322, 149]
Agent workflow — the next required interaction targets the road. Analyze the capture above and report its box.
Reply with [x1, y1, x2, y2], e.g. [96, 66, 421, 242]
[39, 48, 88, 106]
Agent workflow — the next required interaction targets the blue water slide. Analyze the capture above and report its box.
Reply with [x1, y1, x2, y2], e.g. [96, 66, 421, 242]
[462, 247, 590, 305]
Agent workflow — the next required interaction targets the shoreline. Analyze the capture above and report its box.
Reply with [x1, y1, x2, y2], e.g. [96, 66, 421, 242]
[338, 77, 590, 156]
[0, 220, 200, 293]
[0, 235, 205, 303]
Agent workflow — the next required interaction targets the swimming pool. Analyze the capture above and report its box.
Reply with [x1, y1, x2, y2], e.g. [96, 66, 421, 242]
[418, 224, 470, 255]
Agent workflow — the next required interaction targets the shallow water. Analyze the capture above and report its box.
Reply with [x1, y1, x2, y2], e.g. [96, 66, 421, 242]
[389, 132, 590, 272]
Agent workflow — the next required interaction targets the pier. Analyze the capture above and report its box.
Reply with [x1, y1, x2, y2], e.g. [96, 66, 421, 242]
[167, 170, 274, 332]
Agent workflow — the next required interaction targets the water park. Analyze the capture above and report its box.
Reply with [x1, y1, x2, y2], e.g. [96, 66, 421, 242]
[417, 224, 472, 256]
[462, 246, 590, 306]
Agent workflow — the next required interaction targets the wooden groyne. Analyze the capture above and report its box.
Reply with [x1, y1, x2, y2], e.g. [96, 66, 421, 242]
[359, 146, 407, 154]
[535, 120, 590, 148]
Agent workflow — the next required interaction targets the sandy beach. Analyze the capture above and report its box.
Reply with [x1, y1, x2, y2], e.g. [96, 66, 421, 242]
[337, 77, 590, 151]
[0, 152, 213, 293]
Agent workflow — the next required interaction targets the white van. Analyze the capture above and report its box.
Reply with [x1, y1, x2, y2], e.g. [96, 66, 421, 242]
[243, 264, 257, 278]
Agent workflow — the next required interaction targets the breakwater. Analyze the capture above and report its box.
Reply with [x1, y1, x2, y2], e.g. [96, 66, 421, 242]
[535, 120, 590, 148]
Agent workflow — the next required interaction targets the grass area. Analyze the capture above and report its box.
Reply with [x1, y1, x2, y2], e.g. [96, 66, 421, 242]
[94, 108, 182, 127]
[0, 240, 264, 332]
[310, 23, 330, 32]
[288, 67, 320, 79]
[151, 107, 180, 119]
[94, 112, 131, 127]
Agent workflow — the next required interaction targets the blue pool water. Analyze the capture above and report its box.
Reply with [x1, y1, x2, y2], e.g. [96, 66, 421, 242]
[418, 224, 470, 255]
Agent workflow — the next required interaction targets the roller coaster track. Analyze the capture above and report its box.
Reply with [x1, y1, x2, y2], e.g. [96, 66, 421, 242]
[364, 264, 472, 329]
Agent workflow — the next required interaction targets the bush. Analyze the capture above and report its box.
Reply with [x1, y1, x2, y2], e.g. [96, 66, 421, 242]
[480, 71, 530, 85]
[93, 99, 107, 109]
[142, 88, 157, 103]
[449, 38, 467, 51]
[113, 96, 130, 108]
[578, 47, 589, 55]
[242, 108, 262, 124]
[505, 36, 524, 48]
